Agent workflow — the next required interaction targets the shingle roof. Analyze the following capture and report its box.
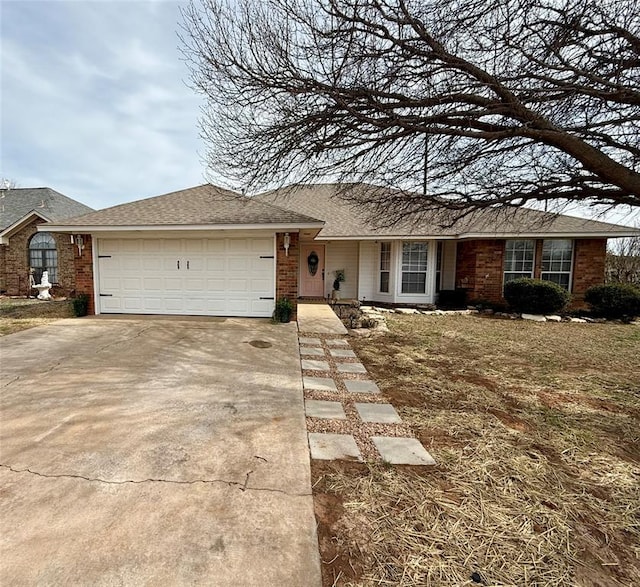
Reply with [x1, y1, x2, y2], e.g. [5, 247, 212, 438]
[0, 187, 94, 230]
[256, 184, 639, 238]
[52, 184, 322, 227]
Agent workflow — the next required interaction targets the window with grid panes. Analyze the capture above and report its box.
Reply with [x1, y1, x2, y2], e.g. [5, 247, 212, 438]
[401, 242, 427, 294]
[503, 240, 535, 284]
[29, 233, 58, 284]
[541, 239, 573, 289]
[379, 242, 391, 293]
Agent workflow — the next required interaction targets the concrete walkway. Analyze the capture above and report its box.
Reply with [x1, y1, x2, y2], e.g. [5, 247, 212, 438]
[298, 332, 436, 465]
[297, 302, 348, 334]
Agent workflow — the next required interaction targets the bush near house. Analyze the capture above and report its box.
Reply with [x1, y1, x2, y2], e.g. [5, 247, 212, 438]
[503, 278, 570, 315]
[272, 297, 293, 323]
[585, 283, 640, 319]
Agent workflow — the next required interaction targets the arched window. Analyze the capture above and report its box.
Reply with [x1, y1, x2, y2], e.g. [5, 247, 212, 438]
[29, 233, 58, 284]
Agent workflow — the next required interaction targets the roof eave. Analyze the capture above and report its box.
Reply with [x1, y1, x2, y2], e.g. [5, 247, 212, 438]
[38, 222, 325, 234]
[312, 230, 640, 241]
[0, 210, 53, 244]
[458, 230, 640, 239]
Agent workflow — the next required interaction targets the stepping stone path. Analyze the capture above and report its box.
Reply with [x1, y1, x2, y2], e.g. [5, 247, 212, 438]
[298, 332, 436, 465]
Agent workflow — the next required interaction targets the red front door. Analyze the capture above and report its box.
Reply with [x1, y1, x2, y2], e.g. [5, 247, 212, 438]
[300, 244, 325, 298]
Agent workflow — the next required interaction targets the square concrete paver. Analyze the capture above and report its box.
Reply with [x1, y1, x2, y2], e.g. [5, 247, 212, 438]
[337, 362, 367, 374]
[299, 347, 325, 357]
[299, 337, 321, 346]
[308, 433, 362, 461]
[329, 349, 357, 358]
[301, 359, 330, 371]
[303, 377, 338, 392]
[305, 400, 346, 420]
[325, 339, 350, 347]
[344, 380, 380, 394]
[372, 437, 436, 465]
[355, 403, 402, 423]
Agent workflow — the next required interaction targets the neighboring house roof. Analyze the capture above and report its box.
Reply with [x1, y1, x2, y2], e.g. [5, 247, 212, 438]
[0, 187, 95, 244]
[0, 187, 94, 231]
[256, 183, 640, 239]
[44, 184, 323, 232]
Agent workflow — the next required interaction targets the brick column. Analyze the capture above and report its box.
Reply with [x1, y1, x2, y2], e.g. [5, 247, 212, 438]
[74, 235, 95, 315]
[456, 240, 505, 304]
[275, 232, 299, 319]
[571, 239, 606, 309]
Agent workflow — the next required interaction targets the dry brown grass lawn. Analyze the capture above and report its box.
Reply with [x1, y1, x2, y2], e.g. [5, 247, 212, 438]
[313, 314, 640, 587]
[0, 298, 73, 335]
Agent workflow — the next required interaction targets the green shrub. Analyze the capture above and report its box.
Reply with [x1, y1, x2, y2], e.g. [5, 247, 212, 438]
[71, 293, 90, 317]
[585, 283, 640, 319]
[503, 278, 570, 314]
[272, 297, 293, 323]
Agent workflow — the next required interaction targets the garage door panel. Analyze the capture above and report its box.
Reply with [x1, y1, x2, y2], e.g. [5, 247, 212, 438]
[184, 240, 204, 253]
[228, 257, 249, 271]
[98, 238, 275, 317]
[185, 257, 205, 272]
[122, 278, 142, 290]
[228, 279, 249, 291]
[228, 239, 250, 253]
[206, 279, 226, 291]
[251, 238, 273, 253]
[100, 277, 121, 291]
[225, 299, 250, 313]
[142, 239, 163, 252]
[204, 240, 224, 253]
[142, 298, 163, 312]
[121, 258, 142, 271]
[184, 278, 206, 291]
[123, 297, 143, 311]
[100, 297, 122, 311]
[252, 299, 275, 314]
[206, 258, 225, 271]
[164, 298, 184, 311]
[120, 240, 142, 253]
[251, 278, 272, 292]
[142, 257, 163, 271]
[163, 257, 180, 271]
[143, 277, 163, 290]
[162, 240, 182, 253]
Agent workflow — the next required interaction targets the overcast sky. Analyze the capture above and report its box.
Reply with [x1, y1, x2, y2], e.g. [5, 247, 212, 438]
[1, 0, 638, 227]
[1, 0, 207, 210]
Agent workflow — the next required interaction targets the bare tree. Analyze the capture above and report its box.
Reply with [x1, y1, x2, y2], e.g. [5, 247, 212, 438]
[180, 0, 640, 221]
[607, 236, 640, 285]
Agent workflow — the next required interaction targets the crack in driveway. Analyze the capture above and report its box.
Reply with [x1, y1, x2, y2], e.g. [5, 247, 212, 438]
[0, 463, 311, 497]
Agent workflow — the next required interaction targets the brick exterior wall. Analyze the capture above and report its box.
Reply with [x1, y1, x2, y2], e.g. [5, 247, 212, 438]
[571, 239, 607, 309]
[0, 243, 5, 293]
[0, 218, 77, 297]
[74, 235, 95, 315]
[455, 238, 608, 310]
[275, 232, 299, 319]
[455, 240, 505, 304]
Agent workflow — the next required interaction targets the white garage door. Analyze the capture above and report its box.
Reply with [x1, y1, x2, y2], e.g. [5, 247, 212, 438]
[97, 237, 275, 317]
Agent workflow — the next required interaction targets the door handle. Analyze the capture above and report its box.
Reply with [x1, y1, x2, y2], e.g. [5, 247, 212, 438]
[187, 260, 190, 270]
[177, 260, 180, 270]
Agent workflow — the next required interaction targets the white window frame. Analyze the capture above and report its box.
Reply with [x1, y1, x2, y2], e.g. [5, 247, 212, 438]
[503, 239, 535, 286]
[29, 232, 58, 284]
[379, 242, 391, 293]
[399, 241, 429, 295]
[541, 239, 574, 290]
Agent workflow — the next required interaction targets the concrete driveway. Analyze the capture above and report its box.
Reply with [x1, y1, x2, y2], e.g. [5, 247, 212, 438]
[0, 317, 321, 586]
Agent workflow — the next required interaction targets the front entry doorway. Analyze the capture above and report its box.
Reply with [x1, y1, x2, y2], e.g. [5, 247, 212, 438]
[300, 244, 325, 298]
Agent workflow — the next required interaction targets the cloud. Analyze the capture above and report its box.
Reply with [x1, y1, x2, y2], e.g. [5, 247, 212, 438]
[1, 0, 205, 209]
